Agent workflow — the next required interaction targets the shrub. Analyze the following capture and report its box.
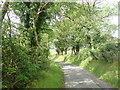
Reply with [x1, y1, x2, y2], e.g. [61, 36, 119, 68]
[79, 48, 91, 60]
[98, 43, 118, 62]
[2, 40, 50, 88]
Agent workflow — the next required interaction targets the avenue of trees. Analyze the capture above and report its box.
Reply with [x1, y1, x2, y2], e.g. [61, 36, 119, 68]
[53, 1, 118, 63]
[1, 0, 118, 88]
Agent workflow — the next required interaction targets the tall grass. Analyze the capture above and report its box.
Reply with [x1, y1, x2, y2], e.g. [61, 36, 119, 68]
[82, 58, 118, 88]
[67, 55, 118, 88]
[26, 62, 64, 88]
[50, 50, 118, 88]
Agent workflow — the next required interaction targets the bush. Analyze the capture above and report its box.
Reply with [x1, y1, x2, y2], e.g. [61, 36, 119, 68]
[79, 43, 118, 63]
[85, 43, 118, 63]
[90, 49, 99, 60]
[2, 40, 50, 88]
[79, 48, 91, 60]
[98, 43, 118, 62]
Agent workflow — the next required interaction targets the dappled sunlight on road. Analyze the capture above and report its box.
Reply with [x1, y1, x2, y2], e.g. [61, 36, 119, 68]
[63, 65, 80, 70]
[65, 79, 99, 88]
[50, 49, 118, 89]
[56, 61, 113, 88]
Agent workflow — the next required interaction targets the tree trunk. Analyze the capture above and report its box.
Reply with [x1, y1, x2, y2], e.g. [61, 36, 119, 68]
[0, 1, 9, 25]
[0, 1, 9, 51]
[65, 48, 67, 54]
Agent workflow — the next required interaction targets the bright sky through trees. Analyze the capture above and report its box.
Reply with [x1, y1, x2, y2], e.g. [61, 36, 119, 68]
[2, 0, 119, 88]
[105, 0, 120, 37]
[0, 0, 119, 37]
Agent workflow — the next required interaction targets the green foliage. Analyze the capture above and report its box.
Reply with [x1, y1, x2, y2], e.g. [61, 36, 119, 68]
[26, 62, 64, 88]
[52, 1, 117, 55]
[2, 1, 118, 88]
[2, 2, 55, 88]
[79, 48, 91, 60]
[98, 43, 118, 62]
[52, 50, 118, 88]
[78, 42, 118, 63]
[85, 60, 118, 88]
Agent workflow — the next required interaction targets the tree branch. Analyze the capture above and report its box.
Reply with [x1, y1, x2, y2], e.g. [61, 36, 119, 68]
[0, 1, 9, 23]
[63, 15, 74, 21]
[93, 0, 97, 8]
[37, 3, 48, 15]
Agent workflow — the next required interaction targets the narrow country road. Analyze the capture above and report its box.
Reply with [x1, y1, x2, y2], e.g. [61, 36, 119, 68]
[55, 61, 117, 89]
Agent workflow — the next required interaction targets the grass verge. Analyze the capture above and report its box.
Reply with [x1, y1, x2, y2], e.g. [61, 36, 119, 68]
[26, 61, 64, 88]
[68, 55, 118, 88]
[50, 50, 118, 89]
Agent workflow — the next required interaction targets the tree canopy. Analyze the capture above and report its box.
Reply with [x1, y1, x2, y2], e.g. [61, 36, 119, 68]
[1, 0, 118, 88]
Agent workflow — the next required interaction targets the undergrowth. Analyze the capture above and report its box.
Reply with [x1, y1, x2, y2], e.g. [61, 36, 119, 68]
[50, 50, 118, 89]
[26, 61, 64, 88]
[67, 55, 118, 88]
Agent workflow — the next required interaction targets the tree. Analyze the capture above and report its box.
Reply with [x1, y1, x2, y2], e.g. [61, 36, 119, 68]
[51, 1, 117, 55]
[2, 2, 55, 88]
[0, 0, 9, 24]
